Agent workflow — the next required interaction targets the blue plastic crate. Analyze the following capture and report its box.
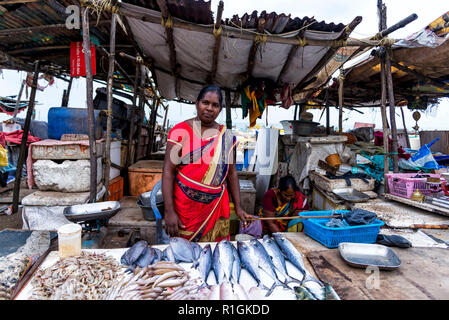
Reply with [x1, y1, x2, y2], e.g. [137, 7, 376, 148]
[301, 210, 384, 248]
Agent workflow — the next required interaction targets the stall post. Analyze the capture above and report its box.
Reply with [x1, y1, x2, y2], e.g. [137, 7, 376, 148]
[12, 61, 39, 213]
[126, 63, 140, 168]
[385, 51, 399, 173]
[400, 107, 411, 149]
[135, 64, 147, 162]
[61, 77, 73, 107]
[104, 14, 117, 201]
[81, 6, 98, 203]
[338, 71, 344, 133]
[12, 79, 25, 119]
[225, 89, 232, 129]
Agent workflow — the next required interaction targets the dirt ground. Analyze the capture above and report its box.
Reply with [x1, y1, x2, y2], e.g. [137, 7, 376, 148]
[0, 208, 23, 231]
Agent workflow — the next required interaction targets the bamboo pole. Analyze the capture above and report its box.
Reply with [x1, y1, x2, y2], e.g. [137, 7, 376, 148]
[12, 80, 25, 120]
[208, 0, 224, 84]
[104, 14, 117, 201]
[81, 6, 98, 203]
[61, 77, 73, 107]
[135, 64, 147, 162]
[400, 106, 411, 149]
[126, 63, 140, 168]
[325, 89, 330, 135]
[338, 72, 344, 133]
[378, 1, 391, 181]
[385, 50, 399, 173]
[225, 89, 232, 129]
[147, 98, 160, 157]
[12, 61, 39, 213]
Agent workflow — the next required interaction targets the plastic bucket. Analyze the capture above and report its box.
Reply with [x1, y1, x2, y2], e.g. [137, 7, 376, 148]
[57, 223, 82, 258]
[325, 153, 342, 168]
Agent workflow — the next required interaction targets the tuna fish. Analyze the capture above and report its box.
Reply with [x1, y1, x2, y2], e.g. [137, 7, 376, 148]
[249, 239, 291, 292]
[169, 237, 195, 263]
[230, 243, 241, 285]
[212, 239, 234, 285]
[272, 233, 323, 286]
[195, 244, 213, 289]
[237, 241, 270, 292]
[261, 235, 301, 284]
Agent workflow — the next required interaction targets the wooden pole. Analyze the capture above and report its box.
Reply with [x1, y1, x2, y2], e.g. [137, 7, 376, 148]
[378, 1, 391, 179]
[135, 64, 147, 162]
[61, 77, 73, 107]
[294, 104, 298, 121]
[400, 106, 411, 149]
[12, 79, 25, 119]
[325, 89, 330, 135]
[126, 63, 140, 168]
[338, 72, 344, 133]
[104, 14, 117, 201]
[225, 89, 232, 129]
[208, 0, 224, 84]
[81, 6, 97, 203]
[12, 61, 39, 213]
[148, 98, 160, 157]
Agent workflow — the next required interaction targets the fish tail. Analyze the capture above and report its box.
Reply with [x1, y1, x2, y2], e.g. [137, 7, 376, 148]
[302, 273, 324, 287]
[264, 282, 277, 297]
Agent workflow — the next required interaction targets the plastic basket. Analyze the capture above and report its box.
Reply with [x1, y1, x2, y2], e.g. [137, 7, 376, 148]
[301, 210, 384, 248]
[385, 173, 441, 199]
[108, 176, 124, 201]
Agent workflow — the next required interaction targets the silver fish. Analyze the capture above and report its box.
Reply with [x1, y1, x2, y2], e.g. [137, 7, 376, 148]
[162, 245, 176, 262]
[120, 240, 148, 267]
[169, 237, 195, 263]
[212, 239, 234, 284]
[303, 280, 326, 300]
[262, 235, 301, 284]
[237, 241, 270, 292]
[152, 247, 163, 264]
[135, 246, 156, 268]
[250, 239, 290, 292]
[196, 244, 212, 289]
[272, 233, 323, 286]
[191, 242, 202, 260]
[230, 242, 241, 284]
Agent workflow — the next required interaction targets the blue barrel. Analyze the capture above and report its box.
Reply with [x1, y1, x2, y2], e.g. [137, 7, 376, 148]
[47, 107, 103, 140]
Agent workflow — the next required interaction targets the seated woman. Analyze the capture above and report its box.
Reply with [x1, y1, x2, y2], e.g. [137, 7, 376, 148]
[260, 175, 309, 234]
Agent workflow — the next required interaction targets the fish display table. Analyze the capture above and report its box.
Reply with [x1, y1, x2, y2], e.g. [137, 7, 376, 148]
[14, 240, 312, 300]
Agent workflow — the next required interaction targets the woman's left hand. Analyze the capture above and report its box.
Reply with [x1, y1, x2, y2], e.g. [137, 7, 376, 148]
[236, 207, 255, 228]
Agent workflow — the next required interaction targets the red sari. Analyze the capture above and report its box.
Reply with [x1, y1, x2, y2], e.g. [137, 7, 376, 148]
[167, 121, 238, 242]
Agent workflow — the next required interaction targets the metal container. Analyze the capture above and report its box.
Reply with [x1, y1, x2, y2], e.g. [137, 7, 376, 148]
[63, 201, 121, 222]
[137, 199, 165, 221]
[282, 120, 319, 136]
[332, 188, 370, 203]
[338, 242, 402, 270]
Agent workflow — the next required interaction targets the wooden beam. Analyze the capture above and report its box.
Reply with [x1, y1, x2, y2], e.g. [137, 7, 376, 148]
[389, 60, 449, 90]
[373, 13, 418, 40]
[338, 72, 344, 133]
[126, 63, 140, 168]
[104, 14, 117, 201]
[208, 0, 224, 84]
[12, 80, 25, 119]
[0, 0, 39, 4]
[246, 18, 266, 79]
[12, 61, 39, 213]
[225, 89, 232, 129]
[61, 77, 73, 107]
[156, 0, 180, 97]
[81, 6, 98, 203]
[135, 64, 147, 162]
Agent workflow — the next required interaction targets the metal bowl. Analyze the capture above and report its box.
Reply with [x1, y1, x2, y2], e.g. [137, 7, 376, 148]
[63, 201, 121, 222]
[338, 242, 401, 270]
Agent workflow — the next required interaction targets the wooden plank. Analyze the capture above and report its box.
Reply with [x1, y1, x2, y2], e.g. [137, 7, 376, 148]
[385, 193, 449, 217]
[306, 247, 449, 300]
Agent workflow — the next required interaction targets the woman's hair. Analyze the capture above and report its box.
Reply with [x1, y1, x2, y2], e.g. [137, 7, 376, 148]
[278, 175, 299, 192]
[196, 85, 223, 109]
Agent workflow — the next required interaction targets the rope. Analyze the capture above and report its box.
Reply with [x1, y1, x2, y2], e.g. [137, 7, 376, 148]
[254, 33, 268, 45]
[296, 36, 306, 47]
[330, 39, 348, 48]
[213, 23, 222, 38]
[379, 37, 395, 47]
[161, 15, 173, 29]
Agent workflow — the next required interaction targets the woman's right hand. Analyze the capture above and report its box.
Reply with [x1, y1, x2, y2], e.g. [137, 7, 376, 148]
[164, 209, 185, 237]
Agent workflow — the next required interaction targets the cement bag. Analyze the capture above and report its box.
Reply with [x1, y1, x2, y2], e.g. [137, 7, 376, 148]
[0, 145, 8, 167]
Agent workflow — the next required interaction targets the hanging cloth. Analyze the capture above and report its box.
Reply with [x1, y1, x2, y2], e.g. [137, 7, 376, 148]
[241, 85, 266, 128]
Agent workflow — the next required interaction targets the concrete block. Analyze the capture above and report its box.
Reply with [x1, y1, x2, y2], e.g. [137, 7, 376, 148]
[21, 184, 104, 206]
[33, 158, 103, 192]
[31, 141, 104, 160]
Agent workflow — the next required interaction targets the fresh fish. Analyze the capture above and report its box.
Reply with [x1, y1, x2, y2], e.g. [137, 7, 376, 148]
[262, 235, 301, 284]
[237, 241, 270, 292]
[324, 282, 340, 300]
[208, 285, 220, 300]
[135, 246, 156, 268]
[247, 286, 265, 300]
[169, 237, 195, 262]
[120, 240, 148, 266]
[191, 242, 202, 260]
[230, 243, 241, 284]
[196, 244, 212, 289]
[232, 283, 249, 300]
[220, 281, 238, 300]
[303, 280, 325, 300]
[272, 233, 323, 286]
[250, 239, 291, 292]
[152, 247, 163, 264]
[294, 286, 317, 300]
[212, 239, 235, 285]
[162, 246, 176, 262]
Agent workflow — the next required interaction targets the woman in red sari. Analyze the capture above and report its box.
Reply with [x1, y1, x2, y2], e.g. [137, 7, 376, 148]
[162, 85, 254, 242]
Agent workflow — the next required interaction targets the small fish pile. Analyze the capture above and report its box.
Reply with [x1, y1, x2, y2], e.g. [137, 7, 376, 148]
[30, 252, 121, 300]
[120, 240, 164, 272]
[108, 261, 208, 300]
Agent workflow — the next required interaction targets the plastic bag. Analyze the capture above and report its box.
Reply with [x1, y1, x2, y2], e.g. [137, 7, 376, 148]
[376, 234, 412, 248]
[407, 138, 441, 170]
[0, 145, 8, 167]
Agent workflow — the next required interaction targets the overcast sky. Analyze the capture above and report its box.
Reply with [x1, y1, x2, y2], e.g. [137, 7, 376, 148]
[0, 0, 447, 132]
